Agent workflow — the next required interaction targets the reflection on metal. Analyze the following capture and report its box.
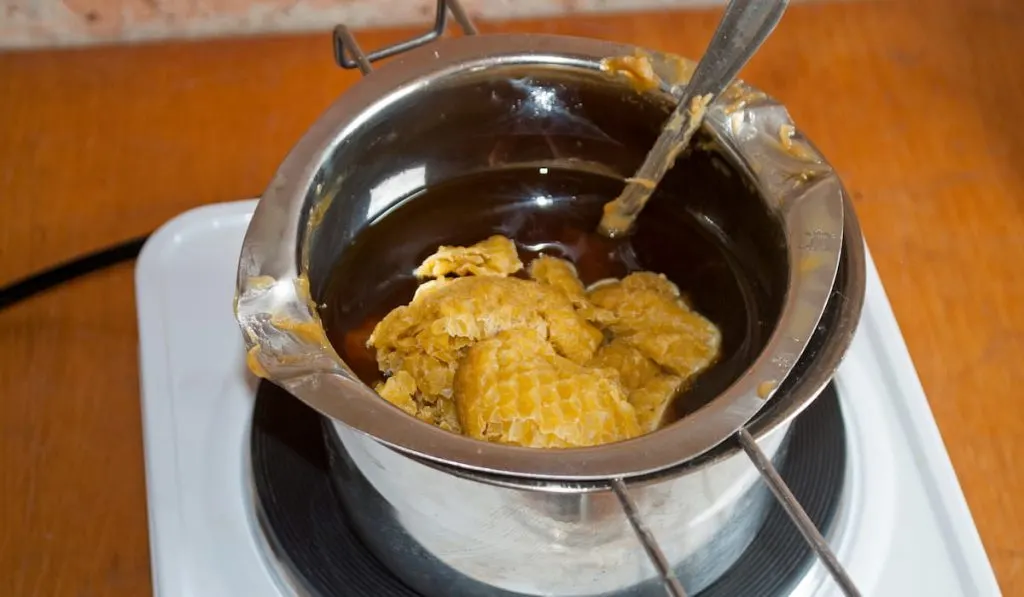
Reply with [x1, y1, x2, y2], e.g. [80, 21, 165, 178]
[368, 165, 427, 217]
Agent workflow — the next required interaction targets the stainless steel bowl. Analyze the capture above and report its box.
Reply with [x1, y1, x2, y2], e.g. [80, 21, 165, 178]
[234, 34, 847, 481]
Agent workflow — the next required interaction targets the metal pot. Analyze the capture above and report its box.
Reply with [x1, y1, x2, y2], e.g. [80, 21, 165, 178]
[234, 23, 865, 596]
[235, 33, 846, 480]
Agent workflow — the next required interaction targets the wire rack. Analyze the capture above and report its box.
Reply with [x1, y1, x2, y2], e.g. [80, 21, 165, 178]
[330, 2, 861, 596]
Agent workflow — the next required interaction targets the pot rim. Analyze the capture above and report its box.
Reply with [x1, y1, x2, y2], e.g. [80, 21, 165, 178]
[234, 33, 847, 481]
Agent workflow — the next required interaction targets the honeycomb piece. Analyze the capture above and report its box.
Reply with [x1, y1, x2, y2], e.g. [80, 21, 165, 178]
[368, 272, 606, 434]
[455, 330, 641, 448]
[541, 298, 605, 365]
[529, 255, 612, 323]
[412, 278, 452, 301]
[589, 273, 721, 378]
[425, 397, 462, 433]
[619, 271, 681, 298]
[414, 235, 523, 279]
[589, 340, 684, 433]
[369, 275, 602, 379]
[376, 371, 462, 433]
[588, 339, 662, 391]
[376, 370, 418, 415]
[615, 271, 694, 309]
[377, 350, 458, 400]
[628, 374, 685, 433]
[529, 256, 587, 304]
[366, 235, 722, 446]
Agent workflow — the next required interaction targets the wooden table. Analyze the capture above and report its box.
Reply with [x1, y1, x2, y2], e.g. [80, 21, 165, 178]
[1, 0, 1021, 594]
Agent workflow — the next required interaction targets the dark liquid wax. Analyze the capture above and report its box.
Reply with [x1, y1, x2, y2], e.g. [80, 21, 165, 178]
[321, 166, 763, 421]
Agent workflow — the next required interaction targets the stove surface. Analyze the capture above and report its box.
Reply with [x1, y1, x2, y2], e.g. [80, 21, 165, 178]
[135, 200, 1000, 597]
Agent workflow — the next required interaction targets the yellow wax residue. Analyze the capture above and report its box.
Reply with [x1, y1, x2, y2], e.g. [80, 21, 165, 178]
[247, 275, 277, 290]
[367, 236, 723, 448]
[238, 272, 337, 380]
[722, 85, 768, 115]
[664, 108, 687, 133]
[598, 202, 638, 240]
[598, 93, 713, 239]
[307, 195, 334, 231]
[271, 314, 334, 350]
[601, 50, 696, 93]
[664, 53, 696, 87]
[757, 380, 778, 400]
[799, 253, 825, 274]
[688, 94, 713, 126]
[778, 124, 796, 150]
[301, 194, 336, 271]
[729, 112, 744, 137]
[293, 274, 323, 317]
[625, 176, 657, 190]
[246, 345, 270, 379]
[294, 274, 311, 300]
[414, 234, 523, 279]
[600, 51, 662, 93]
[777, 124, 819, 162]
[667, 93, 712, 166]
[786, 170, 821, 188]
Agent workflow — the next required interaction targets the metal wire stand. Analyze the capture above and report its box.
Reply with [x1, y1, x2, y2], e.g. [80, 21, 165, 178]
[332, 0, 477, 74]
[329, 2, 861, 595]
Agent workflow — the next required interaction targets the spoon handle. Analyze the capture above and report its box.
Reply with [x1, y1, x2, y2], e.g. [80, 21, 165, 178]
[598, 0, 789, 238]
[687, 0, 790, 100]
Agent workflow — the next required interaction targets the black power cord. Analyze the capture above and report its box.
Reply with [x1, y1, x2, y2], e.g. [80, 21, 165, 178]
[0, 235, 151, 311]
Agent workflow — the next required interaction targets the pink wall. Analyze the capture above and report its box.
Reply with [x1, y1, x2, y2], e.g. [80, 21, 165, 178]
[0, 0, 719, 49]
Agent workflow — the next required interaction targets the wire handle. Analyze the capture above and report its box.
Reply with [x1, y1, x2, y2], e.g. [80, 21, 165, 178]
[737, 428, 862, 596]
[611, 478, 688, 597]
[611, 426, 861, 597]
[333, 0, 478, 74]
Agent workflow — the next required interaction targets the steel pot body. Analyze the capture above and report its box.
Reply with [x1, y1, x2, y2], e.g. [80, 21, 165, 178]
[326, 420, 788, 596]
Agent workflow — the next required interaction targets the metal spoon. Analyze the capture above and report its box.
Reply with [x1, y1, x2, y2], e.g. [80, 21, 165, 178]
[598, 0, 790, 238]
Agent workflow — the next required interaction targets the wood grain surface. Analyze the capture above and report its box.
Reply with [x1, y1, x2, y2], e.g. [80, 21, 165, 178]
[1, 0, 1022, 595]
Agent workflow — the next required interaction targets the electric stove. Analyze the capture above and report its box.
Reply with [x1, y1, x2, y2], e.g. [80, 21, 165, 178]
[135, 200, 1001, 596]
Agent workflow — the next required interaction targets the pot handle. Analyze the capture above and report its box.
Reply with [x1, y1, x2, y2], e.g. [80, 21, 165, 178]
[737, 428, 862, 595]
[610, 478, 689, 597]
[611, 428, 862, 597]
[332, 0, 478, 74]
